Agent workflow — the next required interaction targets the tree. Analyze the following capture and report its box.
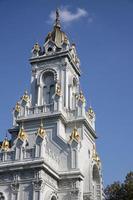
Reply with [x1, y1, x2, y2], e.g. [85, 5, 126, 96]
[104, 171, 133, 200]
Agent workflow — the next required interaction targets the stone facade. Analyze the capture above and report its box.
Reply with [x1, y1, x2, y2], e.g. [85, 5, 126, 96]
[0, 10, 104, 200]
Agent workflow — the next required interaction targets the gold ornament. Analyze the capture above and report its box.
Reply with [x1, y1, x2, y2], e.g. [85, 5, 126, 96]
[69, 127, 80, 143]
[1, 138, 9, 151]
[37, 123, 46, 139]
[18, 127, 27, 141]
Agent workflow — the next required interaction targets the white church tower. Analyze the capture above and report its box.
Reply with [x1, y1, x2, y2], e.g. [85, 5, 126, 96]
[0, 10, 104, 200]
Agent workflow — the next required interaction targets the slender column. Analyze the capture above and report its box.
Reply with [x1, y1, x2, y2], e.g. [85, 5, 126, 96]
[37, 85, 41, 106]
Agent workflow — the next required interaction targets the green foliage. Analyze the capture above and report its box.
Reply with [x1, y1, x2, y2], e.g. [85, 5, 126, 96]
[104, 171, 133, 200]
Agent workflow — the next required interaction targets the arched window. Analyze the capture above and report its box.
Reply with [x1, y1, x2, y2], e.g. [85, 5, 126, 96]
[0, 192, 5, 200]
[51, 196, 57, 200]
[42, 72, 55, 104]
[92, 165, 101, 200]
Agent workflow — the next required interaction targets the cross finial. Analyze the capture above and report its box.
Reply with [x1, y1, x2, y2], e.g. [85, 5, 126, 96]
[55, 8, 60, 27]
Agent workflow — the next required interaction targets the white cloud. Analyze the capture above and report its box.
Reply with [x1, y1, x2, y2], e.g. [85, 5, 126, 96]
[49, 7, 88, 24]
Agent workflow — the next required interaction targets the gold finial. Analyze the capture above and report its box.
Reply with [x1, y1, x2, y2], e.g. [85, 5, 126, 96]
[18, 125, 27, 141]
[37, 120, 46, 139]
[55, 8, 60, 28]
[15, 102, 21, 113]
[69, 127, 80, 143]
[22, 90, 29, 103]
[1, 137, 9, 151]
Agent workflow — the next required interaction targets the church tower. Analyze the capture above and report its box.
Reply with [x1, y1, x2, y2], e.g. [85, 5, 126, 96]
[0, 10, 104, 200]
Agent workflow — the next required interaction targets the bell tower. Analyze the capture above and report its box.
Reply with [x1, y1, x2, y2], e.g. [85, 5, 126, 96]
[0, 10, 104, 200]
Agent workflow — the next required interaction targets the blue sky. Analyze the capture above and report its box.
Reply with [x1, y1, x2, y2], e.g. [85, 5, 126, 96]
[0, 0, 133, 186]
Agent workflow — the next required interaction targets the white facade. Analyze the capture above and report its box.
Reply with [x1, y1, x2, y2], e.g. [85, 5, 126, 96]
[0, 11, 104, 200]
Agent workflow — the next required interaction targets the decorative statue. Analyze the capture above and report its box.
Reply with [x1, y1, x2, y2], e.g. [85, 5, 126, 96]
[18, 127, 27, 141]
[32, 43, 41, 56]
[55, 83, 61, 96]
[37, 123, 46, 139]
[15, 102, 21, 113]
[22, 91, 29, 103]
[78, 91, 85, 104]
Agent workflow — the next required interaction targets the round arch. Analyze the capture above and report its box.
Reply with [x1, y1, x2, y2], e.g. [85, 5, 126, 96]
[37, 68, 57, 86]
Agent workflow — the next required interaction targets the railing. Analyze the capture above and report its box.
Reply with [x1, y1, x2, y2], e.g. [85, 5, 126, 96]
[0, 146, 60, 171]
[18, 103, 55, 118]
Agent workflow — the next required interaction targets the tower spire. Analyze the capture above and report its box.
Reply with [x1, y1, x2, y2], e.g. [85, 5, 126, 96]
[55, 8, 60, 28]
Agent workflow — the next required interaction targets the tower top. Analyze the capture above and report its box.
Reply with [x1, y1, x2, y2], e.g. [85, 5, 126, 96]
[45, 9, 69, 48]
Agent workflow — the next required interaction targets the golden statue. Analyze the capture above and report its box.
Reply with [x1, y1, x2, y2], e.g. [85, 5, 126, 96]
[37, 123, 46, 139]
[18, 127, 27, 141]
[15, 102, 21, 113]
[1, 138, 9, 151]
[22, 91, 29, 103]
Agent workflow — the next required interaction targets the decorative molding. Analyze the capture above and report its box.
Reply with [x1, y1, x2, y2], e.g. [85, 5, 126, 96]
[10, 181, 19, 193]
[32, 179, 45, 191]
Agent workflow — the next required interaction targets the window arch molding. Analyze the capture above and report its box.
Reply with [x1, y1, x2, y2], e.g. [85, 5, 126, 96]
[37, 68, 57, 86]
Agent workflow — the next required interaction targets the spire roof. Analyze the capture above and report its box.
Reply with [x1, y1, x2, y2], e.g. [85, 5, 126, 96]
[45, 9, 69, 48]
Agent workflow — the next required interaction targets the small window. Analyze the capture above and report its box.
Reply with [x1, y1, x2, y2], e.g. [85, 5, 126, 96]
[48, 47, 53, 52]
